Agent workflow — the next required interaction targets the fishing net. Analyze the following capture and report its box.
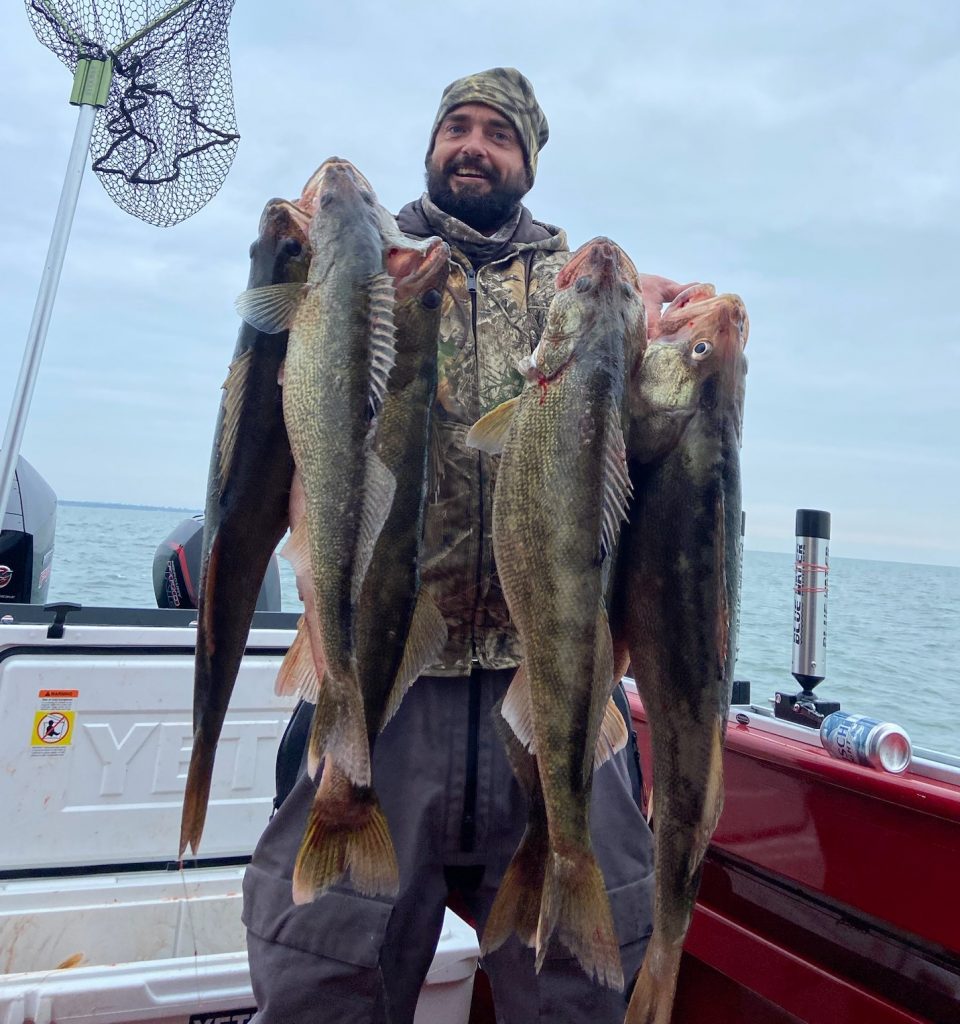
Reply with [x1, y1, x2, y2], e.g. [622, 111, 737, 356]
[25, 0, 240, 227]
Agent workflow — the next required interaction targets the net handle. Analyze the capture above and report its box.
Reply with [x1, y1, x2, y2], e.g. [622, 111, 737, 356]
[0, 56, 112, 520]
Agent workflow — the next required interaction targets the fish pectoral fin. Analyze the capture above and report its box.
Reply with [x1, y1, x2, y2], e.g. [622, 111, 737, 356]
[593, 697, 629, 770]
[234, 282, 307, 333]
[367, 271, 398, 415]
[465, 396, 521, 455]
[351, 451, 397, 604]
[217, 349, 255, 489]
[501, 663, 535, 752]
[600, 409, 633, 561]
[381, 589, 448, 729]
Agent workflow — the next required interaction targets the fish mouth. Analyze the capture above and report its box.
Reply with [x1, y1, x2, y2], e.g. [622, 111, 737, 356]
[259, 198, 312, 242]
[299, 157, 376, 212]
[556, 236, 640, 292]
[390, 238, 450, 299]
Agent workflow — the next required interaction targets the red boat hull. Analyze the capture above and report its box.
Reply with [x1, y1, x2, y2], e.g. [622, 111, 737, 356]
[629, 692, 960, 1024]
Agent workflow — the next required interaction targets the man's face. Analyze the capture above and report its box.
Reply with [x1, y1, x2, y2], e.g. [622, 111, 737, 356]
[426, 103, 531, 232]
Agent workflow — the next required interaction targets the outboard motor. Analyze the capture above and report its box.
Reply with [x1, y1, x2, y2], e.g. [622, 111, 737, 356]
[152, 515, 282, 612]
[0, 455, 56, 605]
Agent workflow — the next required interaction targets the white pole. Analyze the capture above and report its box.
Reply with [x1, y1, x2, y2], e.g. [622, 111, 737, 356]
[0, 102, 96, 520]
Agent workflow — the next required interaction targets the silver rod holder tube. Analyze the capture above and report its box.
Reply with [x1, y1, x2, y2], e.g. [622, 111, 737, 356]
[0, 103, 96, 520]
[791, 508, 830, 687]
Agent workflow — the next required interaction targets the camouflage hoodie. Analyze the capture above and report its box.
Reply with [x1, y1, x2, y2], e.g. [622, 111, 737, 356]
[396, 197, 569, 674]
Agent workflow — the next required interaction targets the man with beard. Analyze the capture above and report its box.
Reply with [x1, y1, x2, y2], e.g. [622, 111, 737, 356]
[242, 67, 689, 1024]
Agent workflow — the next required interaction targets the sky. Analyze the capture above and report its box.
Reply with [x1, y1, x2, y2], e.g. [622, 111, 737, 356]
[1, 2, 958, 567]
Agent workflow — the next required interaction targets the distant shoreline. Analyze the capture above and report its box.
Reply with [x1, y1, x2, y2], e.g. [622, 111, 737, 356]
[59, 500, 202, 514]
[52, 501, 958, 570]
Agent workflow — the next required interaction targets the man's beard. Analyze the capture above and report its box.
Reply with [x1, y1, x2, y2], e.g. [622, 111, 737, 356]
[426, 156, 530, 233]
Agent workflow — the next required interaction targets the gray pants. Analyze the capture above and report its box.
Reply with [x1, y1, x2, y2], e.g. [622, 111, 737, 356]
[242, 669, 654, 1023]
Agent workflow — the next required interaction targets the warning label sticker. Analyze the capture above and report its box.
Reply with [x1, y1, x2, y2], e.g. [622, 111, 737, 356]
[33, 711, 74, 746]
[31, 690, 78, 757]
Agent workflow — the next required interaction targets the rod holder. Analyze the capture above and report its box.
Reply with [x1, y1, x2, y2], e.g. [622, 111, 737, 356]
[775, 509, 839, 728]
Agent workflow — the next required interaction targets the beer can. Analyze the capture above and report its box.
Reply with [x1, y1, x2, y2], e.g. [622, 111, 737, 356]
[819, 712, 912, 774]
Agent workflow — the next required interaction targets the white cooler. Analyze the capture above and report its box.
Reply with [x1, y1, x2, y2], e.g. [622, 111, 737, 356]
[0, 869, 480, 1024]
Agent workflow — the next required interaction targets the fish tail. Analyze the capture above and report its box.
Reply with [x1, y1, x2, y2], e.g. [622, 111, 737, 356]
[292, 766, 398, 902]
[179, 736, 214, 858]
[481, 823, 548, 953]
[623, 932, 684, 1024]
[535, 844, 623, 991]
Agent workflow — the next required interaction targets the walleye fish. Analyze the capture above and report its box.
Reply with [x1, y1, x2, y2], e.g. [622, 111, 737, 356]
[466, 237, 646, 989]
[618, 292, 748, 1024]
[290, 236, 450, 902]
[179, 190, 314, 858]
[235, 158, 401, 792]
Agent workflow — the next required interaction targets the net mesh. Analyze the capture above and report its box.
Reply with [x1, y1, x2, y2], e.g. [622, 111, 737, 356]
[25, 0, 240, 227]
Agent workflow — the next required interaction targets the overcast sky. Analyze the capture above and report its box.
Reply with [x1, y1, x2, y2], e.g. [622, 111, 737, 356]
[1, 2, 958, 566]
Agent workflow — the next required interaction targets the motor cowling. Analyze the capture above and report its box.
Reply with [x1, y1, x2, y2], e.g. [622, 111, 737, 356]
[0, 455, 56, 605]
[152, 515, 282, 612]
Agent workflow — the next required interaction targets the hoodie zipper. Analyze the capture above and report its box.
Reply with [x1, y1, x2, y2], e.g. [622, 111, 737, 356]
[462, 260, 481, 853]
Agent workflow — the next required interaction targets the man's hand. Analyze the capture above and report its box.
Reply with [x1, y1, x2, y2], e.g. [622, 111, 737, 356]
[637, 274, 712, 339]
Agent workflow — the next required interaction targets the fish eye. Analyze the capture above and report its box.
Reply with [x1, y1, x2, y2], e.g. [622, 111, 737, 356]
[692, 340, 713, 359]
[421, 289, 441, 309]
[575, 276, 592, 293]
[280, 238, 302, 258]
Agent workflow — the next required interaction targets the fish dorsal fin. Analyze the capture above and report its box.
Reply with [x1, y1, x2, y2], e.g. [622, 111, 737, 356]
[594, 697, 629, 770]
[465, 395, 522, 455]
[367, 271, 397, 415]
[274, 617, 321, 703]
[280, 520, 311, 580]
[352, 450, 397, 604]
[380, 588, 448, 730]
[235, 282, 307, 334]
[600, 409, 633, 561]
[218, 348, 254, 490]
[501, 663, 535, 752]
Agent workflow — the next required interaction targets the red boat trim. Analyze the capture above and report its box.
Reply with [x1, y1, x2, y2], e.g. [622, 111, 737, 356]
[627, 691, 960, 823]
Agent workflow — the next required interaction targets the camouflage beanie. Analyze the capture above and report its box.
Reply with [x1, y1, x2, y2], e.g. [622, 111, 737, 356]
[427, 67, 549, 178]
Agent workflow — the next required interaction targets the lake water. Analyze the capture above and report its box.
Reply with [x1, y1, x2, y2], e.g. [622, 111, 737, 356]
[41, 502, 960, 755]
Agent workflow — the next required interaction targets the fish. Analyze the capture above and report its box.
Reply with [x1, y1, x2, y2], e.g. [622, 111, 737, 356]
[234, 158, 401, 793]
[617, 292, 748, 1024]
[466, 237, 646, 990]
[290, 235, 451, 902]
[179, 189, 314, 859]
